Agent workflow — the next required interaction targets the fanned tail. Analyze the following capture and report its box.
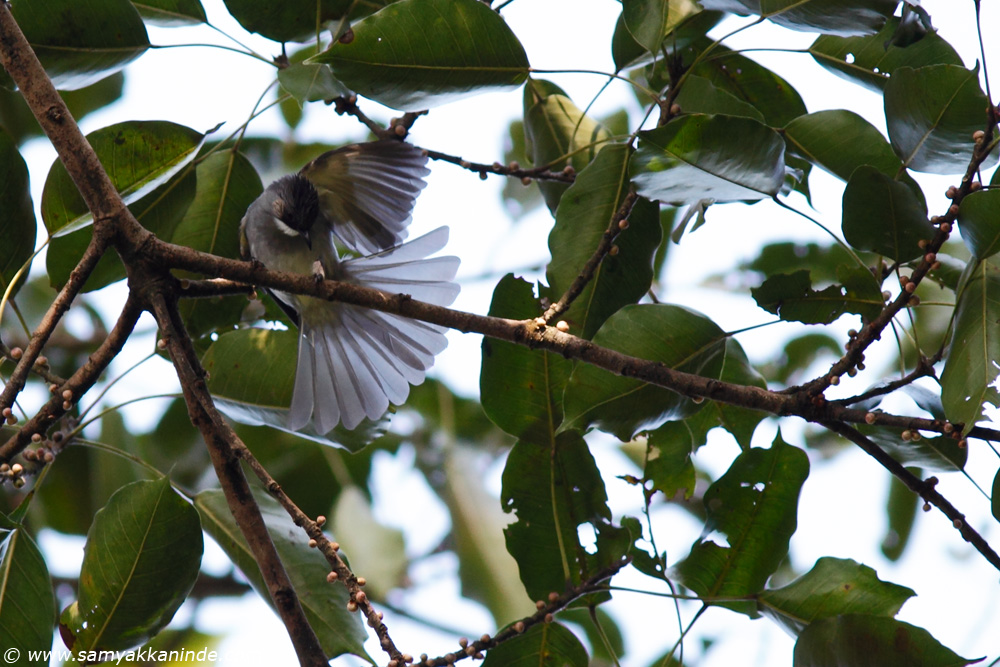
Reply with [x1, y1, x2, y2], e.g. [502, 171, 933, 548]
[290, 227, 459, 433]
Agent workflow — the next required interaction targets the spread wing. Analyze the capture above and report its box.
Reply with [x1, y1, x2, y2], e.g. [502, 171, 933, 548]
[299, 139, 430, 255]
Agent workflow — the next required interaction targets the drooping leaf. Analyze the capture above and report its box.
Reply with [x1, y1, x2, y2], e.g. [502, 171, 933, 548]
[59, 478, 202, 651]
[561, 304, 728, 440]
[278, 46, 350, 105]
[957, 190, 1000, 260]
[501, 434, 614, 601]
[312, 0, 530, 110]
[793, 615, 976, 666]
[884, 65, 996, 175]
[0, 515, 56, 661]
[882, 472, 919, 561]
[0, 128, 35, 299]
[481, 622, 588, 667]
[941, 259, 1000, 434]
[47, 167, 197, 291]
[547, 144, 661, 339]
[222, 0, 389, 42]
[202, 328, 388, 451]
[480, 276, 572, 441]
[621, 0, 701, 54]
[674, 432, 809, 616]
[632, 114, 785, 204]
[195, 489, 370, 661]
[613, 9, 724, 72]
[809, 17, 964, 92]
[758, 557, 914, 636]
[131, 0, 206, 26]
[41, 120, 207, 236]
[442, 446, 533, 625]
[522, 79, 611, 212]
[842, 165, 933, 262]
[4, 0, 149, 90]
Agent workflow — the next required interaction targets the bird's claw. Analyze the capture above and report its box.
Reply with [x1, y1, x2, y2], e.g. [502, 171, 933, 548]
[312, 260, 326, 283]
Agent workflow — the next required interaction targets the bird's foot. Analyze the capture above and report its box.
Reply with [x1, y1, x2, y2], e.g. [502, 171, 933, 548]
[312, 260, 326, 282]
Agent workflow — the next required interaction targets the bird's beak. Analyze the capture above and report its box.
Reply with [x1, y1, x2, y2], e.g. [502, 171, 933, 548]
[302, 228, 313, 250]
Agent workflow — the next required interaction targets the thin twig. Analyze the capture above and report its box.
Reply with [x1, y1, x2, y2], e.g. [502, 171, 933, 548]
[822, 419, 1000, 572]
[0, 296, 142, 461]
[541, 188, 639, 324]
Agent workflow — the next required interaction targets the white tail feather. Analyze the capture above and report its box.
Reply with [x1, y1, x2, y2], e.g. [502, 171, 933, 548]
[290, 227, 459, 433]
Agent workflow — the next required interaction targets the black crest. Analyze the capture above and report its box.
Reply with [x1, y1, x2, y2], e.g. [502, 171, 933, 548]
[272, 174, 320, 232]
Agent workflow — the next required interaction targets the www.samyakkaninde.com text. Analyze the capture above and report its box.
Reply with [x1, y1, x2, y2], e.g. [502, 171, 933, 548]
[4, 647, 218, 664]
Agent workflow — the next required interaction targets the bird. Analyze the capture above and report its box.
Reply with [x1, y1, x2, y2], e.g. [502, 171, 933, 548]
[239, 140, 459, 433]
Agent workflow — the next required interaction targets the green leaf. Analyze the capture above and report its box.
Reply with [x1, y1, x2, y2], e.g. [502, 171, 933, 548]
[502, 434, 613, 601]
[0, 128, 35, 299]
[743, 241, 857, 285]
[613, 9, 723, 72]
[752, 269, 873, 325]
[59, 478, 203, 651]
[480, 275, 572, 441]
[809, 17, 964, 92]
[674, 432, 809, 616]
[882, 473, 919, 561]
[684, 41, 806, 127]
[41, 120, 207, 236]
[278, 61, 350, 104]
[523, 79, 611, 213]
[47, 167, 197, 291]
[793, 615, 976, 666]
[842, 165, 934, 262]
[758, 557, 914, 636]
[957, 189, 1000, 259]
[131, 0, 206, 26]
[203, 328, 388, 450]
[992, 469, 1000, 525]
[195, 489, 370, 661]
[675, 75, 764, 121]
[941, 259, 1000, 434]
[0, 73, 124, 146]
[4, 0, 149, 91]
[0, 515, 57, 661]
[482, 622, 588, 667]
[758, 0, 895, 36]
[783, 110, 904, 182]
[884, 65, 996, 175]
[331, 486, 406, 599]
[622, 0, 701, 54]
[561, 304, 728, 440]
[547, 144, 661, 339]
[646, 421, 698, 499]
[857, 425, 966, 472]
[171, 150, 261, 339]
[632, 114, 785, 204]
[222, 0, 389, 42]
[312, 0, 530, 110]
[442, 446, 533, 625]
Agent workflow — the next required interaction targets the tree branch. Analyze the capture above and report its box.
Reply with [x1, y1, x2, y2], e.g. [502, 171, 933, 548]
[0, 295, 142, 462]
[148, 288, 329, 667]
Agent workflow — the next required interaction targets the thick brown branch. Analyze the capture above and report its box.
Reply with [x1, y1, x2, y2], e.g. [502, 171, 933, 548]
[822, 420, 1000, 572]
[0, 295, 142, 462]
[148, 290, 328, 667]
